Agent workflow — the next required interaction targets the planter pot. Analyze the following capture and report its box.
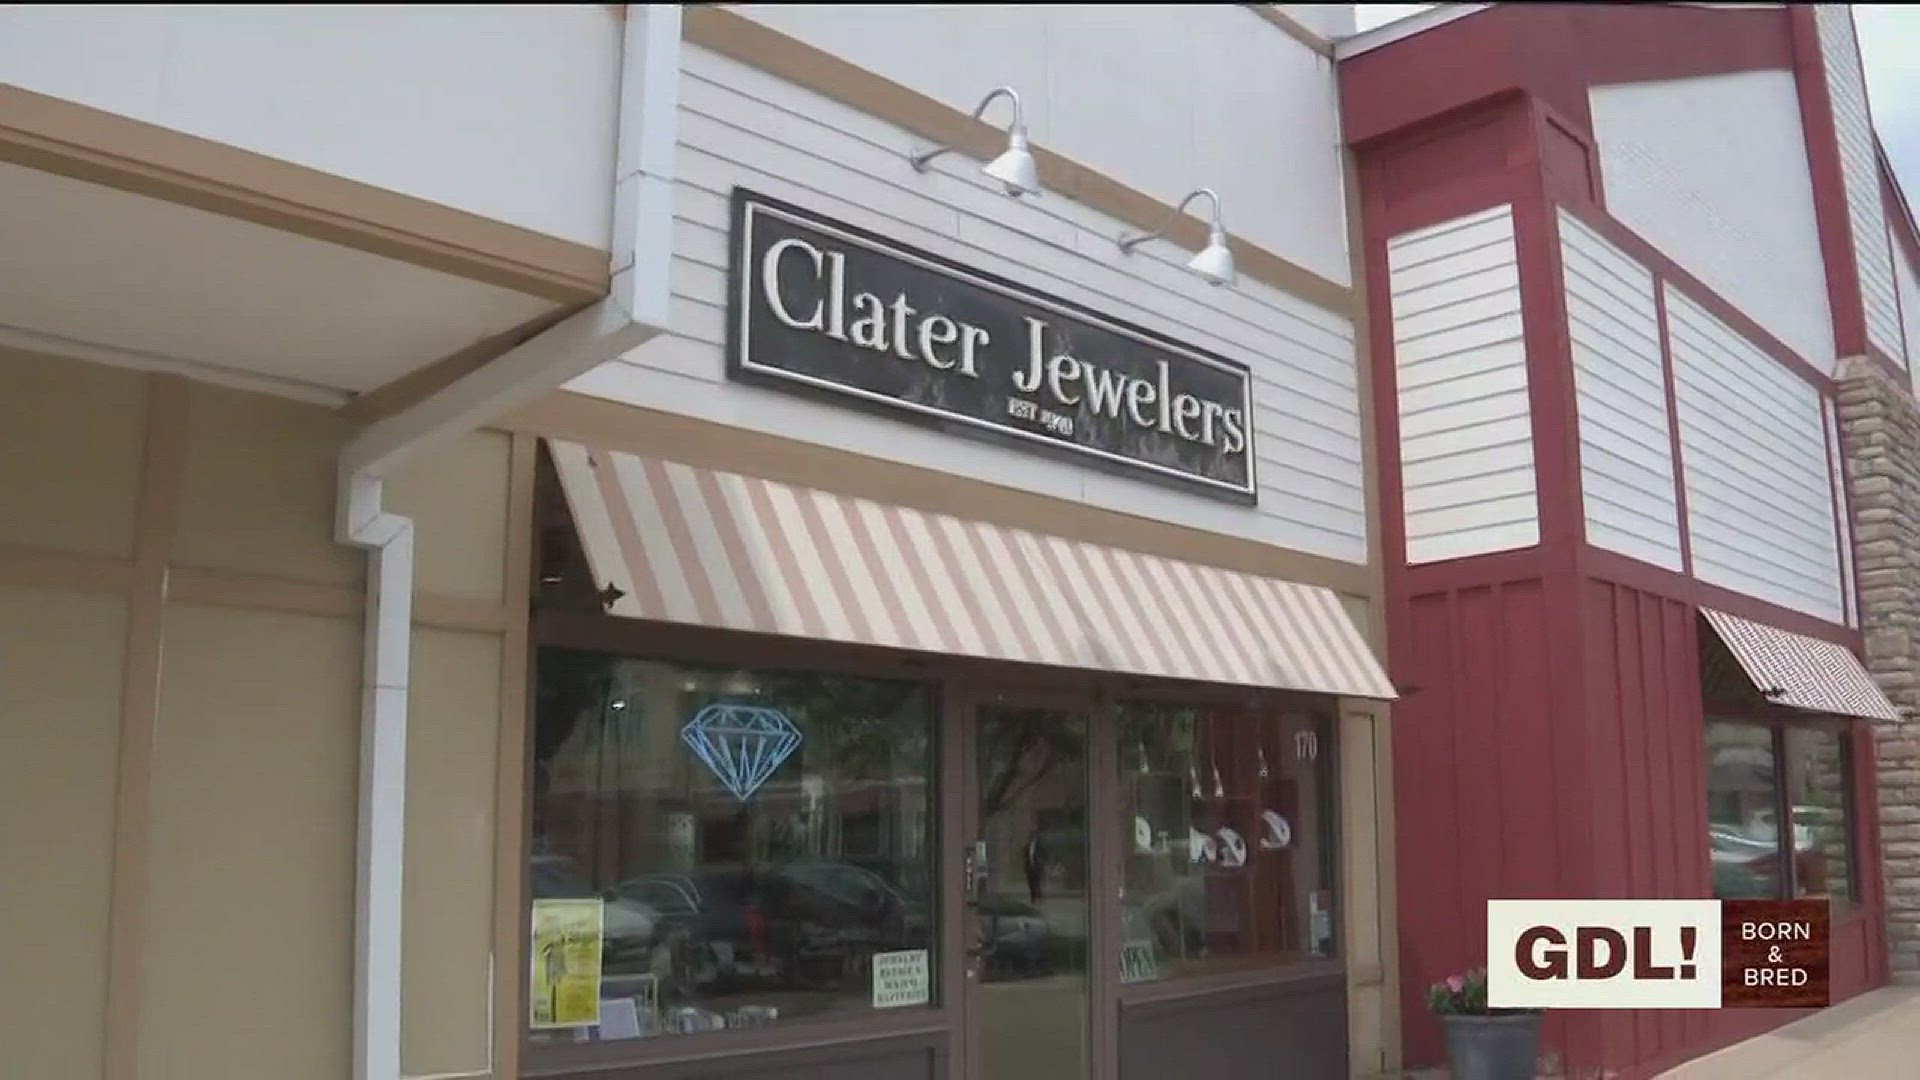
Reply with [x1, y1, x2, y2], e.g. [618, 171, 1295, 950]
[1441, 1012, 1544, 1080]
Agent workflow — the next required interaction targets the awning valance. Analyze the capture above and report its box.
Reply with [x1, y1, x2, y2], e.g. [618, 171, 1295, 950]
[550, 442, 1395, 700]
[1700, 608, 1901, 723]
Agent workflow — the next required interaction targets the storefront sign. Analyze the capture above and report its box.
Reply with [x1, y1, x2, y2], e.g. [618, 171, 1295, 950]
[530, 899, 605, 1029]
[680, 703, 802, 801]
[729, 189, 1259, 502]
[872, 948, 931, 1008]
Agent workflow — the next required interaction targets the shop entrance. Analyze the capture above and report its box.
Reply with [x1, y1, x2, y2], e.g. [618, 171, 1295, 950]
[964, 699, 1098, 1080]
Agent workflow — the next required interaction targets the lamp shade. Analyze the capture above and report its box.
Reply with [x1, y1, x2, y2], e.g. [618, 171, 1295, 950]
[982, 130, 1041, 197]
[1186, 227, 1236, 286]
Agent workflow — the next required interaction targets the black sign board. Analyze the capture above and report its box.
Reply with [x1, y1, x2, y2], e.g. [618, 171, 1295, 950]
[726, 189, 1258, 503]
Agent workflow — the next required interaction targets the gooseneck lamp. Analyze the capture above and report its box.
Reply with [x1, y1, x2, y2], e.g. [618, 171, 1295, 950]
[1116, 187, 1237, 287]
[908, 85, 1041, 198]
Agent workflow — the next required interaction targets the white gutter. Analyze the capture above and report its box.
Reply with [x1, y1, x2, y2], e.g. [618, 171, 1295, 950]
[338, 7, 682, 1080]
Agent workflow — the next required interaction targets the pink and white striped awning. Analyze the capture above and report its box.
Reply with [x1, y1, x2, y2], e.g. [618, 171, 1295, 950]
[550, 442, 1394, 700]
[1701, 608, 1901, 722]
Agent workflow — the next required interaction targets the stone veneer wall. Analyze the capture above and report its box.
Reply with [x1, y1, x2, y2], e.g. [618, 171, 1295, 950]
[1836, 355, 1920, 978]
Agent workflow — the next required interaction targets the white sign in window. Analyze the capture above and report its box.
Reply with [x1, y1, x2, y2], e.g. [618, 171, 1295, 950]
[872, 949, 931, 1009]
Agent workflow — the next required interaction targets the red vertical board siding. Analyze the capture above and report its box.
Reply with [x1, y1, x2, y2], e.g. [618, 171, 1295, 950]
[1501, 582, 1561, 899]
[1351, 5, 1890, 1075]
[1395, 591, 1460, 1066]
[1395, 579, 1568, 1067]
[1575, 581, 1721, 1071]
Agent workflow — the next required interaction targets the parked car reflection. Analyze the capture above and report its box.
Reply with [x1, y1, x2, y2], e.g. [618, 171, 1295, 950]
[1709, 824, 1781, 899]
[975, 896, 1080, 980]
[607, 860, 928, 991]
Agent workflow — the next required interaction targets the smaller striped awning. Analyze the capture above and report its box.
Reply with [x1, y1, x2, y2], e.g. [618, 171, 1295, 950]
[550, 442, 1394, 700]
[1701, 608, 1901, 723]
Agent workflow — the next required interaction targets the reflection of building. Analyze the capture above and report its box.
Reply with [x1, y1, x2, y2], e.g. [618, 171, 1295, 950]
[536, 663, 934, 891]
[1345, 4, 1905, 1075]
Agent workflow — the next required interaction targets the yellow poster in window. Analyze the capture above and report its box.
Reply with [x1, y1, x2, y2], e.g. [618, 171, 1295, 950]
[529, 898, 604, 1029]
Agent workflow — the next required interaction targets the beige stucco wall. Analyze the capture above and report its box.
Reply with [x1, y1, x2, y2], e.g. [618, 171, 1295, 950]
[0, 348, 515, 1079]
[0, 586, 127, 1080]
[0, 352, 146, 557]
[400, 625, 507, 1076]
[141, 603, 363, 1078]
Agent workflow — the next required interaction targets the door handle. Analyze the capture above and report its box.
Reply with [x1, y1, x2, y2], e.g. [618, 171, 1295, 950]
[962, 839, 988, 904]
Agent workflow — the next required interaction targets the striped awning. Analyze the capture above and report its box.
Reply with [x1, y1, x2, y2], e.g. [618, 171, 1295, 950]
[1700, 608, 1901, 722]
[550, 442, 1394, 700]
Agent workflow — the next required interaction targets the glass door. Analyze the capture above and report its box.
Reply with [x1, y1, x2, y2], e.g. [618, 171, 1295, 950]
[965, 702, 1094, 1080]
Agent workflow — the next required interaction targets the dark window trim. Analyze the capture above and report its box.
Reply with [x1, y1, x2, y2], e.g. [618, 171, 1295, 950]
[1704, 713, 1861, 906]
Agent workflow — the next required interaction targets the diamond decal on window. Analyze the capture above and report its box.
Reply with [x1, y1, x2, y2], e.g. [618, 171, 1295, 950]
[680, 703, 803, 801]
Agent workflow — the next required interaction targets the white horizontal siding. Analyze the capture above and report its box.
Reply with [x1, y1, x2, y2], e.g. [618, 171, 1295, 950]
[1588, 72, 1835, 373]
[727, 3, 1352, 286]
[1558, 211, 1684, 572]
[569, 43, 1369, 564]
[1388, 205, 1538, 565]
[1817, 4, 1905, 360]
[1896, 240, 1920, 371]
[1824, 396, 1857, 627]
[1666, 286, 1844, 622]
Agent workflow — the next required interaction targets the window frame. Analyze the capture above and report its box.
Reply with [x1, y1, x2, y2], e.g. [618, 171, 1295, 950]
[1703, 713, 1861, 910]
[521, 639, 955, 1073]
[1109, 698, 1343, 988]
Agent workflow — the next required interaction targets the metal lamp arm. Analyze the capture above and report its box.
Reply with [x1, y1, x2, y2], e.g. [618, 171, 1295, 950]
[909, 86, 1026, 172]
[1117, 187, 1224, 253]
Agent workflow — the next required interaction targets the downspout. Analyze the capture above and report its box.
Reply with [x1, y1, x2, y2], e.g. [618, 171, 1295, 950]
[338, 7, 681, 1080]
[339, 474, 414, 1080]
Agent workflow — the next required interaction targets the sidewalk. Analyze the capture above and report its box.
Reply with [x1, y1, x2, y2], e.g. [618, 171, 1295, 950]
[1656, 984, 1920, 1079]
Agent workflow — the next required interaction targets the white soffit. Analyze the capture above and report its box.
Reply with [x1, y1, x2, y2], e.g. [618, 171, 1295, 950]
[0, 160, 557, 396]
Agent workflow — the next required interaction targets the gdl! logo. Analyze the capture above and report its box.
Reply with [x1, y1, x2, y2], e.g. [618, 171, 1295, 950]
[1487, 899, 1830, 1010]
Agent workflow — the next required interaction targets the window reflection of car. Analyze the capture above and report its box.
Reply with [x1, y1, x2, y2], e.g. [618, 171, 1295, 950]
[529, 855, 660, 972]
[1135, 876, 1208, 956]
[618, 875, 702, 919]
[614, 873, 720, 987]
[688, 860, 921, 988]
[1754, 806, 1845, 852]
[1710, 825, 1781, 899]
[975, 896, 1073, 980]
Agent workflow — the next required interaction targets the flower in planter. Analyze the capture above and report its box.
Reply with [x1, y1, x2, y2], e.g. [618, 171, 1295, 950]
[1426, 966, 1542, 1017]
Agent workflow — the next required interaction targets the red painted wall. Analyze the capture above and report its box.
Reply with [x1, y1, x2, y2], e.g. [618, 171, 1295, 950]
[1348, 6, 1888, 1076]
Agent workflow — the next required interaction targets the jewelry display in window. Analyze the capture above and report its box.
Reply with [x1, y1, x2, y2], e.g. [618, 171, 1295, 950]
[1188, 826, 1220, 865]
[1260, 810, 1292, 851]
[1215, 825, 1248, 868]
[1134, 814, 1156, 854]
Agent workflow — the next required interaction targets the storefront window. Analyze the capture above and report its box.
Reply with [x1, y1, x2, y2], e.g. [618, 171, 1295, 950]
[1705, 720, 1856, 909]
[1784, 727, 1856, 905]
[529, 648, 938, 1046]
[1115, 703, 1338, 983]
[1706, 721, 1785, 900]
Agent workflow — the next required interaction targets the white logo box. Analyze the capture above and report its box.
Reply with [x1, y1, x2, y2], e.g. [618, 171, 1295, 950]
[1486, 900, 1723, 1009]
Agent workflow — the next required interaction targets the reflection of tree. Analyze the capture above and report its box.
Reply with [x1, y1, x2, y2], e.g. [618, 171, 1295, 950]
[534, 649, 616, 769]
[754, 672, 931, 781]
[980, 711, 1084, 817]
